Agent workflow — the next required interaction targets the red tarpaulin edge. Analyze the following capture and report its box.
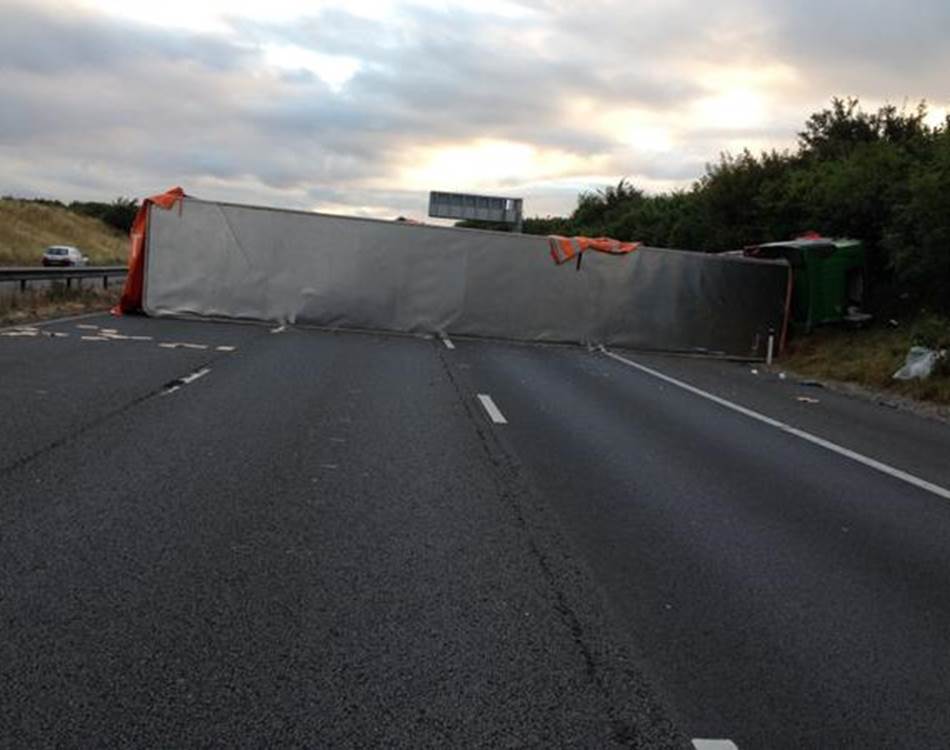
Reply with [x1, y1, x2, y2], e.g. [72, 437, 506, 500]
[112, 187, 186, 315]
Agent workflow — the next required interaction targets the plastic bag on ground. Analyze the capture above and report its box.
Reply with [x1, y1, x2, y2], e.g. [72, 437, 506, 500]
[892, 346, 943, 380]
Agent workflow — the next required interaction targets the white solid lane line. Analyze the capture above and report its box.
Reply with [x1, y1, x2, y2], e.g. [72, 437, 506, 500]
[181, 367, 211, 385]
[602, 348, 950, 502]
[692, 741, 739, 750]
[443, 338, 456, 350]
[477, 394, 508, 424]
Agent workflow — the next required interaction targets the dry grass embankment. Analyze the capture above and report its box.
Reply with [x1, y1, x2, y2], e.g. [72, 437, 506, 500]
[781, 316, 950, 406]
[0, 286, 121, 327]
[0, 198, 128, 266]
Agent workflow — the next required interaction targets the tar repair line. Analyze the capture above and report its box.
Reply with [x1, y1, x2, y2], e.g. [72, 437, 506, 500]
[692, 741, 739, 750]
[602, 348, 950, 502]
[477, 394, 508, 424]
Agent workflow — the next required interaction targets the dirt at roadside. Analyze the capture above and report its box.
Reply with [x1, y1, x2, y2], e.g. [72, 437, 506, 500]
[0, 288, 120, 327]
[769, 363, 950, 426]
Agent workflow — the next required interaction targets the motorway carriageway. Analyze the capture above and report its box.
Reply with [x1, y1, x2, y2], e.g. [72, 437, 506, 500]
[2, 314, 950, 748]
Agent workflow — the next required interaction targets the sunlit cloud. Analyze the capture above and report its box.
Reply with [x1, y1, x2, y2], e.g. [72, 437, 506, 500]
[392, 139, 611, 193]
[2, 0, 949, 217]
[261, 44, 361, 91]
[73, 0, 323, 32]
[925, 106, 948, 128]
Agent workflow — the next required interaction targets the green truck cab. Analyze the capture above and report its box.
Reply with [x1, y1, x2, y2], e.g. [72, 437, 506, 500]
[744, 236, 868, 331]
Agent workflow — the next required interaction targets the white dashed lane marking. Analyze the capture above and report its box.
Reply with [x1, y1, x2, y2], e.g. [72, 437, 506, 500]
[692, 741, 738, 750]
[5, 322, 239, 353]
[181, 368, 211, 385]
[477, 394, 508, 424]
[442, 338, 455, 350]
[161, 367, 211, 396]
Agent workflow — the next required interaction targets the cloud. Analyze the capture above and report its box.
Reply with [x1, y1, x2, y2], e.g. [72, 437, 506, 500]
[0, 0, 948, 219]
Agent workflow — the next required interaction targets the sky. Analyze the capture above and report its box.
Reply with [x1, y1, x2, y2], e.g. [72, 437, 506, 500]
[1, 0, 948, 220]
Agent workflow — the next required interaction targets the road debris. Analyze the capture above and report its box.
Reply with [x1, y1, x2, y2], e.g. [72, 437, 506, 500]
[893, 346, 946, 381]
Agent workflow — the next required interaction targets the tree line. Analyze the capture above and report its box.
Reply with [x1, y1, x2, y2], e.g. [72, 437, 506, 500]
[467, 98, 950, 313]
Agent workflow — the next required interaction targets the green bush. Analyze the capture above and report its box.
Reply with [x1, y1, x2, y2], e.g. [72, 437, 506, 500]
[909, 314, 950, 350]
[521, 97, 949, 313]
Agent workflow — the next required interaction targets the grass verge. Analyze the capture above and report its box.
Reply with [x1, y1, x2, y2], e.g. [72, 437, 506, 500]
[1, 284, 121, 326]
[780, 315, 950, 405]
[0, 198, 127, 266]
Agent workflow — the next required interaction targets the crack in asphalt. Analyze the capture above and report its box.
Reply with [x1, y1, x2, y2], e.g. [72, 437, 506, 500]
[434, 340, 688, 749]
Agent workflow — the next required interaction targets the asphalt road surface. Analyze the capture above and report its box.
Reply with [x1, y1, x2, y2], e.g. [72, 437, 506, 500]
[3, 313, 950, 749]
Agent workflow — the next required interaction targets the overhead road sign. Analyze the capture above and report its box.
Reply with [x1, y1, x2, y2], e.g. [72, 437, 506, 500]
[428, 191, 523, 232]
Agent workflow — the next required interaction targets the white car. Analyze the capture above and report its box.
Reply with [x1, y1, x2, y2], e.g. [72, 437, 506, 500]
[42, 245, 88, 267]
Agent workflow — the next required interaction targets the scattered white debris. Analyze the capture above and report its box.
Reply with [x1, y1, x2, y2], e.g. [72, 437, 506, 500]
[893, 346, 945, 381]
[750, 368, 759, 375]
[778, 372, 787, 380]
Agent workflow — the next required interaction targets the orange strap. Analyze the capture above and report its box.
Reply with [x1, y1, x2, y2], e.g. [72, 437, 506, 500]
[112, 187, 186, 315]
[548, 235, 641, 265]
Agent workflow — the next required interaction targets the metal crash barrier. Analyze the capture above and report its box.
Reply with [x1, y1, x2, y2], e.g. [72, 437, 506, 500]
[0, 266, 128, 294]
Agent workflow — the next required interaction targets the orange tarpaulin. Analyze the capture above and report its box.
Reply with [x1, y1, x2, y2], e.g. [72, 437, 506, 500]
[548, 235, 641, 265]
[112, 187, 186, 315]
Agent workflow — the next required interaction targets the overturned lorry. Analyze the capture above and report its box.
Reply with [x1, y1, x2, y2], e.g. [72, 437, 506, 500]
[117, 189, 792, 360]
[744, 235, 868, 331]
